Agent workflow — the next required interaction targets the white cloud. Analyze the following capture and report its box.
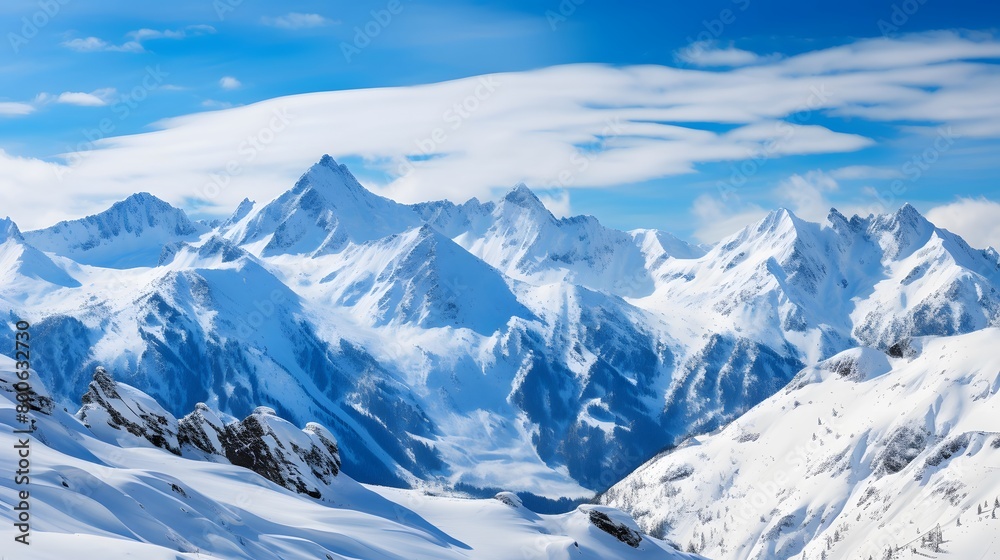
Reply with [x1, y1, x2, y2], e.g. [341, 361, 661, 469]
[55, 88, 117, 107]
[62, 36, 144, 53]
[537, 190, 572, 218]
[926, 198, 1000, 249]
[219, 76, 241, 90]
[0, 102, 35, 116]
[261, 13, 336, 29]
[829, 165, 904, 180]
[2, 31, 1000, 231]
[773, 171, 840, 223]
[62, 25, 215, 54]
[126, 25, 216, 42]
[201, 99, 234, 109]
[676, 41, 769, 67]
[691, 194, 768, 244]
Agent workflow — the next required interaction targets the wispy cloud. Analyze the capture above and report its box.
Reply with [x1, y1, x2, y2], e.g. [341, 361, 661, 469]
[54, 88, 117, 107]
[62, 36, 143, 53]
[829, 165, 904, 180]
[0, 102, 35, 117]
[676, 41, 775, 67]
[219, 76, 241, 90]
[62, 24, 216, 53]
[2, 31, 1000, 231]
[261, 13, 337, 30]
[201, 99, 234, 109]
[126, 24, 216, 42]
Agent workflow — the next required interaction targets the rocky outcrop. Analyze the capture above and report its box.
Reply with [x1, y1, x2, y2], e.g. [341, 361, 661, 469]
[78, 366, 181, 454]
[78, 367, 341, 499]
[585, 507, 643, 548]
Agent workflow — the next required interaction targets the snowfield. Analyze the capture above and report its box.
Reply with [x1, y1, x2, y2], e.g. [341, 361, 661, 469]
[600, 329, 1000, 559]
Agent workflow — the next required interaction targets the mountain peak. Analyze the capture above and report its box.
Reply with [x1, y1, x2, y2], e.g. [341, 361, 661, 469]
[241, 156, 420, 256]
[222, 197, 255, 228]
[297, 155, 368, 197]
[23, 192, 203, 268]
[753, 207, 804, 236]
[867, 203, 934, 260]
[893, 202, 926, 223]
[0, 217, 23, 243]
[502, 183, 546, 209]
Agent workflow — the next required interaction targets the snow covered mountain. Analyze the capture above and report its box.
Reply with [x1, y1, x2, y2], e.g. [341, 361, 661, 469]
[228, 155, 420, 256]
[0, 357, 697, 559]
[3, 155, 999, 509]
[0, 218, 81, 299]
[599, 329, 1000, 559]
[25, 192, 207, 268]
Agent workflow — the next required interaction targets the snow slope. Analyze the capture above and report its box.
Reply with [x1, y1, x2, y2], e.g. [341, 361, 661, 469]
[0, 356, 697, 560]
[600, 329, 1000, 560]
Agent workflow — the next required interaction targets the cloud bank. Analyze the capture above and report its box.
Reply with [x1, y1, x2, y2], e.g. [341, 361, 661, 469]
[1, 31, 998, 238]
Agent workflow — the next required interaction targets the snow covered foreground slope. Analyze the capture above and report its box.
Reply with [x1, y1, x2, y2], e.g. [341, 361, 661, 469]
[6, 155, 1000, 501]
[600, 329, 1000, 559]
[0, 357, 697, 559]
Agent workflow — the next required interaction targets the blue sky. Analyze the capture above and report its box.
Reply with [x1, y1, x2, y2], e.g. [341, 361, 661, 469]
[2, 0, 1000, 246]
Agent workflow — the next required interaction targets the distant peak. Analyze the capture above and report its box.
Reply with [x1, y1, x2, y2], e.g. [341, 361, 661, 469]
[0, 217, 23, 242]
[870, 202, 931, 231]
[121, 192, 171, 208]
[894, 202, 924, 221]
[756, 207, 801, 233]
[224, 197, 255, 225]
[501, 183, 546, 210]
[295, 155, 369, 198]
[95, 192, 193, 225]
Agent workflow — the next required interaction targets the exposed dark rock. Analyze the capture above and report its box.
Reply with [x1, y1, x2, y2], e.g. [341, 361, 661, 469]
[78, 366, 181, 455]
[587, 509, 643, 548]
[79, 367, 341, 500]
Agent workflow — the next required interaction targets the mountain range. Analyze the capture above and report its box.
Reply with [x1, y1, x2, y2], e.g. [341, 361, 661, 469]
[3, 154, 999, 510]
